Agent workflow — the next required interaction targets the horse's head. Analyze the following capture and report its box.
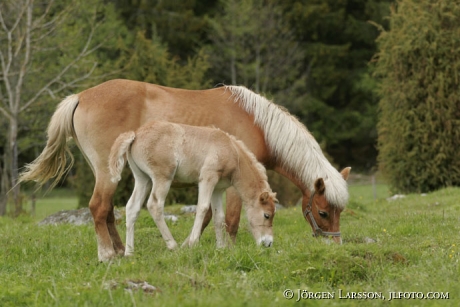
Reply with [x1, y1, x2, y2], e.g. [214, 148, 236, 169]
[302, 167, 351, 244]
[246, 191, 277, 247]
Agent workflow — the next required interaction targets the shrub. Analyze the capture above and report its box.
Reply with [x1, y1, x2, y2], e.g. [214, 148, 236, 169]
[375, 0, 460, 192]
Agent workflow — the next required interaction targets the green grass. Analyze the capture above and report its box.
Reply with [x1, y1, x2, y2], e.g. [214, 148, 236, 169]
[1, 185, 459, 306]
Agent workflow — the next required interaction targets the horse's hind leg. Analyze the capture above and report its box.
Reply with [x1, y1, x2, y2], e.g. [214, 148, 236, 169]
[89, 177, 123, 261]
[225, 186, 242, 243]
[108, 206, 125, 255]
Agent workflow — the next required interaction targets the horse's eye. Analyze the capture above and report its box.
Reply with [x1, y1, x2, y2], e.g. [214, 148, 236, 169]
[264, 213, 270, 219]
[318, 211, 329, 218]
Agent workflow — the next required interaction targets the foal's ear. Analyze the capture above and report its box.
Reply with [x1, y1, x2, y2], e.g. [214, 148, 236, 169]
[259, 191, 270, 204]
[340, 167, 351, 181]
[314, 178, 326, 195]
[271, 192, 278, 203]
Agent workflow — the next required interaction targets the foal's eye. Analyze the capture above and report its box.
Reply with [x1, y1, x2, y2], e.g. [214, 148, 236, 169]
[264, 213, 270, 219]
[318, 211, 329, 218]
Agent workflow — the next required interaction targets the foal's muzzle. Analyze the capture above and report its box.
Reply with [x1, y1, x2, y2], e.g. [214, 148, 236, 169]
[258, 235, 274, 247]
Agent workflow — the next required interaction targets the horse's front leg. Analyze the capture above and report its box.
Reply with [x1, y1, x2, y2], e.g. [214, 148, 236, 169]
[200, 206, 213, 235]
[211, 190, 226, 248]
[225, 186, 243, 243]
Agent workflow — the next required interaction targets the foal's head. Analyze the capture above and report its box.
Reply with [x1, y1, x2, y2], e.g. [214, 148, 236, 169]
[246, 191, 277, 247]
[302, 167, 351, 244]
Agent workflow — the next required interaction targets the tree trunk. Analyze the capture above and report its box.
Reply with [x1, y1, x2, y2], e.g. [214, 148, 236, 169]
[0, 154, 9, 216]
[9, 117, 21, 217]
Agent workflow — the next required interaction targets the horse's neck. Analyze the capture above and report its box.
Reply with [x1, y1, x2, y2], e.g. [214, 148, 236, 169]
[231, 147, 267, 204]
[273, 164, 310, 195]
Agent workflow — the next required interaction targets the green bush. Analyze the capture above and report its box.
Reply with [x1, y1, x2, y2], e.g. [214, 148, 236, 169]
[375, 0, 460, 193]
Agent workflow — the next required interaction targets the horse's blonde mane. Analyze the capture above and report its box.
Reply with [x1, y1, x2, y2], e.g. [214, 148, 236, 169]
[225, 86, 348, 208]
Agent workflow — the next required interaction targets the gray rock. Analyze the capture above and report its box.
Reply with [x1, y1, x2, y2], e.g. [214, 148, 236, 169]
[181, 205, 197, 214]
[386, 194, 405, 202]
[38, 208, 123, 226]
[363, 237, 376, 244]
[164, 214, 179, 222]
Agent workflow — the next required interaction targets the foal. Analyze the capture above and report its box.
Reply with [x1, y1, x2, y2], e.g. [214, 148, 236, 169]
[108, 120, 277, 255]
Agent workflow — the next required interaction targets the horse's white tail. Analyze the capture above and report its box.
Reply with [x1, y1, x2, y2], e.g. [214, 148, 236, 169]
[108, 131, 136, 183]
[19, 95, 80, 189]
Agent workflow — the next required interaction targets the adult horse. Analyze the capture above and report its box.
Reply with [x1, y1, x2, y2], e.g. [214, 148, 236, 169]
[20, 79, 351, 261]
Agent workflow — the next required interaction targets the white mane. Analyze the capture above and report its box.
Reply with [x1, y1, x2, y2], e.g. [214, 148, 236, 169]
[225, 85, 348, 209]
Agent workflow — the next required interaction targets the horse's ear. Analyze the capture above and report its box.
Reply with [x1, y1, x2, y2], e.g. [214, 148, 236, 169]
[340, 167, 351, 181]
[314, 178, 326, 195]
[259, 191, 270, 204]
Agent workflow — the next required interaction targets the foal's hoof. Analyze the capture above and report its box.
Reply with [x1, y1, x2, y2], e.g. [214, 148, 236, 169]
[167, 241, 178, 250]
[181, 239, 199, 248]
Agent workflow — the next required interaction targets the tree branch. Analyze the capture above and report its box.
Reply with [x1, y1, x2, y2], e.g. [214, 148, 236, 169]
[0, 105, 13, 122]
[20, 24, 98, 112]
[14, 2, 33, 113]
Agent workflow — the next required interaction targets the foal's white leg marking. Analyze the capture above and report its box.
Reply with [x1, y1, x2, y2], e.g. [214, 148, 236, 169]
[124, 170, 151, 256]
[146, 178, 178, 250]
[211, 190, 226, 248]
[183, 176, 218, 247]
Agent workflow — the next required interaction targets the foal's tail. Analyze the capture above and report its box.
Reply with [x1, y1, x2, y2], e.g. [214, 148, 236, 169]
[19, 95, 80, 189]
[108, 131, 136, 183]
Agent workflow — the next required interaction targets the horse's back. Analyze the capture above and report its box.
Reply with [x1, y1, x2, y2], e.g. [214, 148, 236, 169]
[73, 79, 269, 169]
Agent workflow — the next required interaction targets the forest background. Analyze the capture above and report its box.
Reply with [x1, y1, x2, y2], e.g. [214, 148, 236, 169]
[1, 0, 458, 214]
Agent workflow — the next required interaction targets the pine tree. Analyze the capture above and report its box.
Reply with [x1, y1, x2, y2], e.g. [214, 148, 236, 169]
[375, 0, 460, 192]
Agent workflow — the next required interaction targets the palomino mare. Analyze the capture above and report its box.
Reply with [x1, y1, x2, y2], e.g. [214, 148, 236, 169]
[19, 79, 351, 261]
[108, 121, 277, 255]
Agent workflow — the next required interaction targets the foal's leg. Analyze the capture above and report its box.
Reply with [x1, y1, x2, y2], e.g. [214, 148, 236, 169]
[146, 178, 178, 250]
[211, 190, 226, 248]
[183, 177, 218, 247]
[125, 171, 151, 256]
[225, 186, 243, 243]
[89, 174, 123, 261]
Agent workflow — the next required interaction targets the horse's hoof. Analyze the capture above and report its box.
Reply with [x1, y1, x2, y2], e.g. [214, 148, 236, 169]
[116, 248, 126, 256]
[98, 249, 117, 262]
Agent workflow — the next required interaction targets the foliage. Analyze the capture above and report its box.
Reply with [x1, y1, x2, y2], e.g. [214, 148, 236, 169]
[1, 185, 460, 306]
[0, 0, 126, 214]
[113, 0, 217, 61]
[206, 0, 303, 93]
[277, 0, 391, 169]
[375, 0, 460, 193]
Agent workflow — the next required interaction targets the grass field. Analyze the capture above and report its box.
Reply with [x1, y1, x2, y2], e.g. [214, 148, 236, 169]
[1, 184, 459, 306]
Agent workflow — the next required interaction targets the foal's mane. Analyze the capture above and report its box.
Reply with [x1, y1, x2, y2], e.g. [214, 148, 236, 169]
[222, 130, 271, 192]
[225, 86, 348, 209]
